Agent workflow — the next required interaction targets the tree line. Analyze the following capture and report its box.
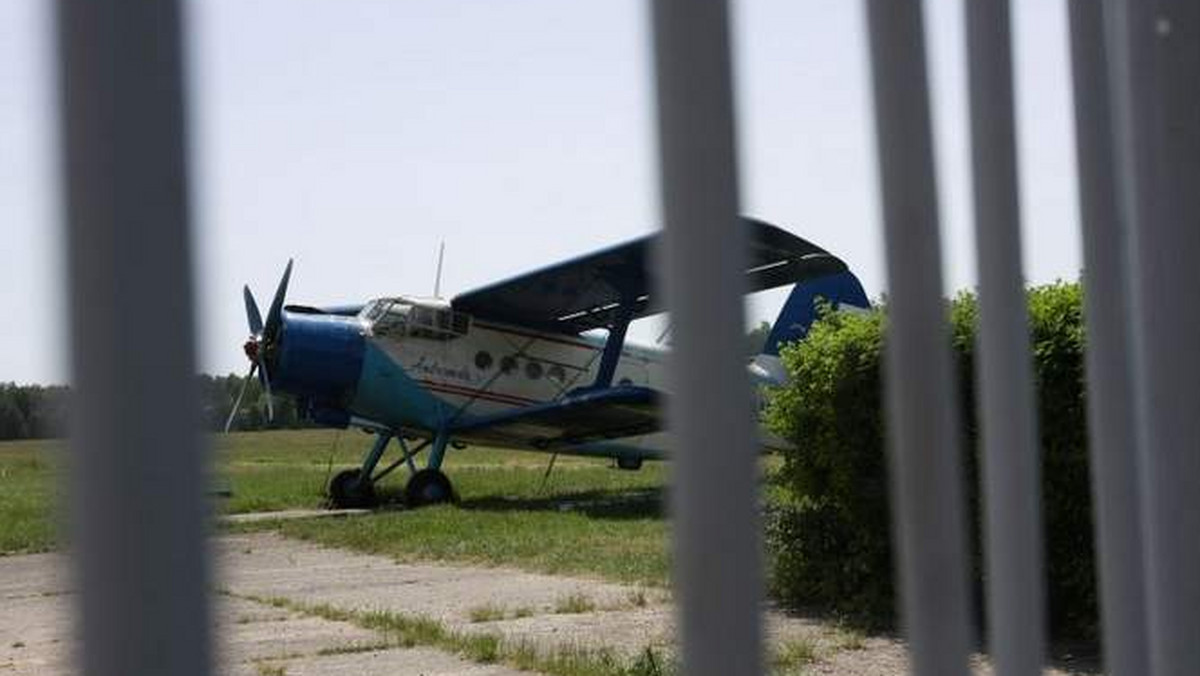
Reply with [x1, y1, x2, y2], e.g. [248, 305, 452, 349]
[0, 375, 312, 441]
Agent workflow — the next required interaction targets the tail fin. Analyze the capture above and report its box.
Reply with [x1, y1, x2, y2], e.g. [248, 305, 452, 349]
[744, 270, 868, 386]
[749, 271, 869, 387]
[761, 271, 870, 356]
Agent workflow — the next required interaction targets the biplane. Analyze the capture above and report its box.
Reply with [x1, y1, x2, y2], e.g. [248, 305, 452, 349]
[228, 218, 869, 507]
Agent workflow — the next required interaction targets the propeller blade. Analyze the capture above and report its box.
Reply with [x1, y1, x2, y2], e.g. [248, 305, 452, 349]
[263, 259, 294, 340]
[224, 363, 257, 433]
[258, 353, 275, 422]
[243, 286, 263, 336]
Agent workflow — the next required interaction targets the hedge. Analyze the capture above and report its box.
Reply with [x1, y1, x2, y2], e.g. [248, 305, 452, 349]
[764, 281, 1096, 639]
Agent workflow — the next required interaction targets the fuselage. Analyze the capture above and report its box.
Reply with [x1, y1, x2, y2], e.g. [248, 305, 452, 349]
[270, 296, 677, 461]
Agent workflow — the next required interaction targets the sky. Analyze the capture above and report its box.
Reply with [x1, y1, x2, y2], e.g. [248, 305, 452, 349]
[0, 0, 1079, 385]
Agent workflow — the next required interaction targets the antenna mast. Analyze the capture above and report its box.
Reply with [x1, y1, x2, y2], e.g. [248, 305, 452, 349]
[433, 241, 446, 298]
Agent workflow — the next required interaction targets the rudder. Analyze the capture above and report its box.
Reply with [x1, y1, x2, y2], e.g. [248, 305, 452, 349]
[760, 271, 869, 357]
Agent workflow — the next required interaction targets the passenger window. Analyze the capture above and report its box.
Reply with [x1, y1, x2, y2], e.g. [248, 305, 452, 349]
[525, 361, 543, 380]
[500, 356, 518, 375]
[475, 351, 493, 370]
[452, 313, 470, 335]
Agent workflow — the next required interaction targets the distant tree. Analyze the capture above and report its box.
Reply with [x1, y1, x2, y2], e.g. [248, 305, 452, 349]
[0, 373, 318, 439]
[0, 387, 30, 440]
[199, 372, 315, 432]
[21, 385, 69, 438]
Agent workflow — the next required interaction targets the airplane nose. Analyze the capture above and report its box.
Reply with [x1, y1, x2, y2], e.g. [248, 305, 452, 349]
[272, 313, 365, 404]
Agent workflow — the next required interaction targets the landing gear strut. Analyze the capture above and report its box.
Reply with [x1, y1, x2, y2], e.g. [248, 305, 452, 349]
[326, 429, 456, 509]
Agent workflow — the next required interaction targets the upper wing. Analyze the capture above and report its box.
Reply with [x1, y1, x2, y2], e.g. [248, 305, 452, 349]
[451, 217, 849, 334]
[451, 386, 662, 450]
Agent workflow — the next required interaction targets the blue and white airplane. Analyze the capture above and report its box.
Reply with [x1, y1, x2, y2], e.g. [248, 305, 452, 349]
[228, 218, 869, 508]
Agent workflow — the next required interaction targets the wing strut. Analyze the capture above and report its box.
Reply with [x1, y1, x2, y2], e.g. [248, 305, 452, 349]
[590, 303, 636, 391]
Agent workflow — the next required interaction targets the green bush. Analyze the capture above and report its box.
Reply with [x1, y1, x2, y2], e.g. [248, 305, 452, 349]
[764, 281, 1096, 639]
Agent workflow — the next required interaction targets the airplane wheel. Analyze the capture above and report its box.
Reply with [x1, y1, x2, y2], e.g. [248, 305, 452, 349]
[329, 469, 376, 509]
[616, 457, 643, 471]
[405, 469, 455, 508]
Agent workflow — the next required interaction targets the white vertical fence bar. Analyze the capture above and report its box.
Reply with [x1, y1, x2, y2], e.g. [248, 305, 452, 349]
[1065, 2, 1149, 674]
[56, 1, 213, 675]
[964, 1, 1045, 674]
[1104, 2, 1200, 675]
[649, 1, 762, 675]
[863, 2, 972, 674]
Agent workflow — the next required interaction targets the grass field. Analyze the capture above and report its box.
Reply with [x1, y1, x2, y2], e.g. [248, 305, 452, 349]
[1, 429, 673, 585]
[0, 438, 60, 554]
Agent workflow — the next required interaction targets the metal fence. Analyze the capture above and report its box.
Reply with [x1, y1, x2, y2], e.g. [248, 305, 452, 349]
[56, 1, 1197, 675]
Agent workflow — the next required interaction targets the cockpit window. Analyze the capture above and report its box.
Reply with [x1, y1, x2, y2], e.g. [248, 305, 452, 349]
[374, 303, 409, 336]
[362, 300, 393, 323]
[367, 299, 469, 340]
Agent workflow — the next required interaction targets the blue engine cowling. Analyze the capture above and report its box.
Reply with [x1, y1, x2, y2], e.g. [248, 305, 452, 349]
[272, 312, 365, 407]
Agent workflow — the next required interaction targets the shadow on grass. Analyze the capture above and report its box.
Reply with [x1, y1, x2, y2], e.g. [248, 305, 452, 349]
[457, 487, 666, 521]
[354, 484, 666, 521]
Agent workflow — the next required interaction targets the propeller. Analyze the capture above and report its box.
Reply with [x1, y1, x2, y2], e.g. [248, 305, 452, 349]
[264, 259, 293, 342]
[224, 260, 293, 433]
[224, 361, 257, 433]
[244, 285, 263, 336]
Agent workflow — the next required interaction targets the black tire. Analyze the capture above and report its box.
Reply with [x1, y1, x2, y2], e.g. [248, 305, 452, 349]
[328, 468, 376, 509]
[616, 457, 643, 471]
[405, 468, 455, 508]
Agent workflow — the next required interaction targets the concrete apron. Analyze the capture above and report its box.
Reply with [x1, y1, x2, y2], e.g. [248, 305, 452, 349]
[1, 532, 1096, 675]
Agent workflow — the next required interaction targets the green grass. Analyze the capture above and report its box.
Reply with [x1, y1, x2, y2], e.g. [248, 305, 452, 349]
[0, 439, 62, 554]
[314, 640, 392, 656]
[770, 637, 817, 675]
[467, 603, 508, 623]
[254, 664, 287, 676]
[554, 592, 597, 614]
[829, 626, 867, 651]
[0, 430, 791, 592]
[275, 485, 669, 587]
[261, 430, 673, 587]
[0, 430, 673, 587]
[212, 429, 368, 514]
[0, 431, 355, 554]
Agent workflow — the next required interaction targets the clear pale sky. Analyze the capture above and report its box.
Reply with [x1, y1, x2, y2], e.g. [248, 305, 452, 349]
[0, 0, 1079, 385]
